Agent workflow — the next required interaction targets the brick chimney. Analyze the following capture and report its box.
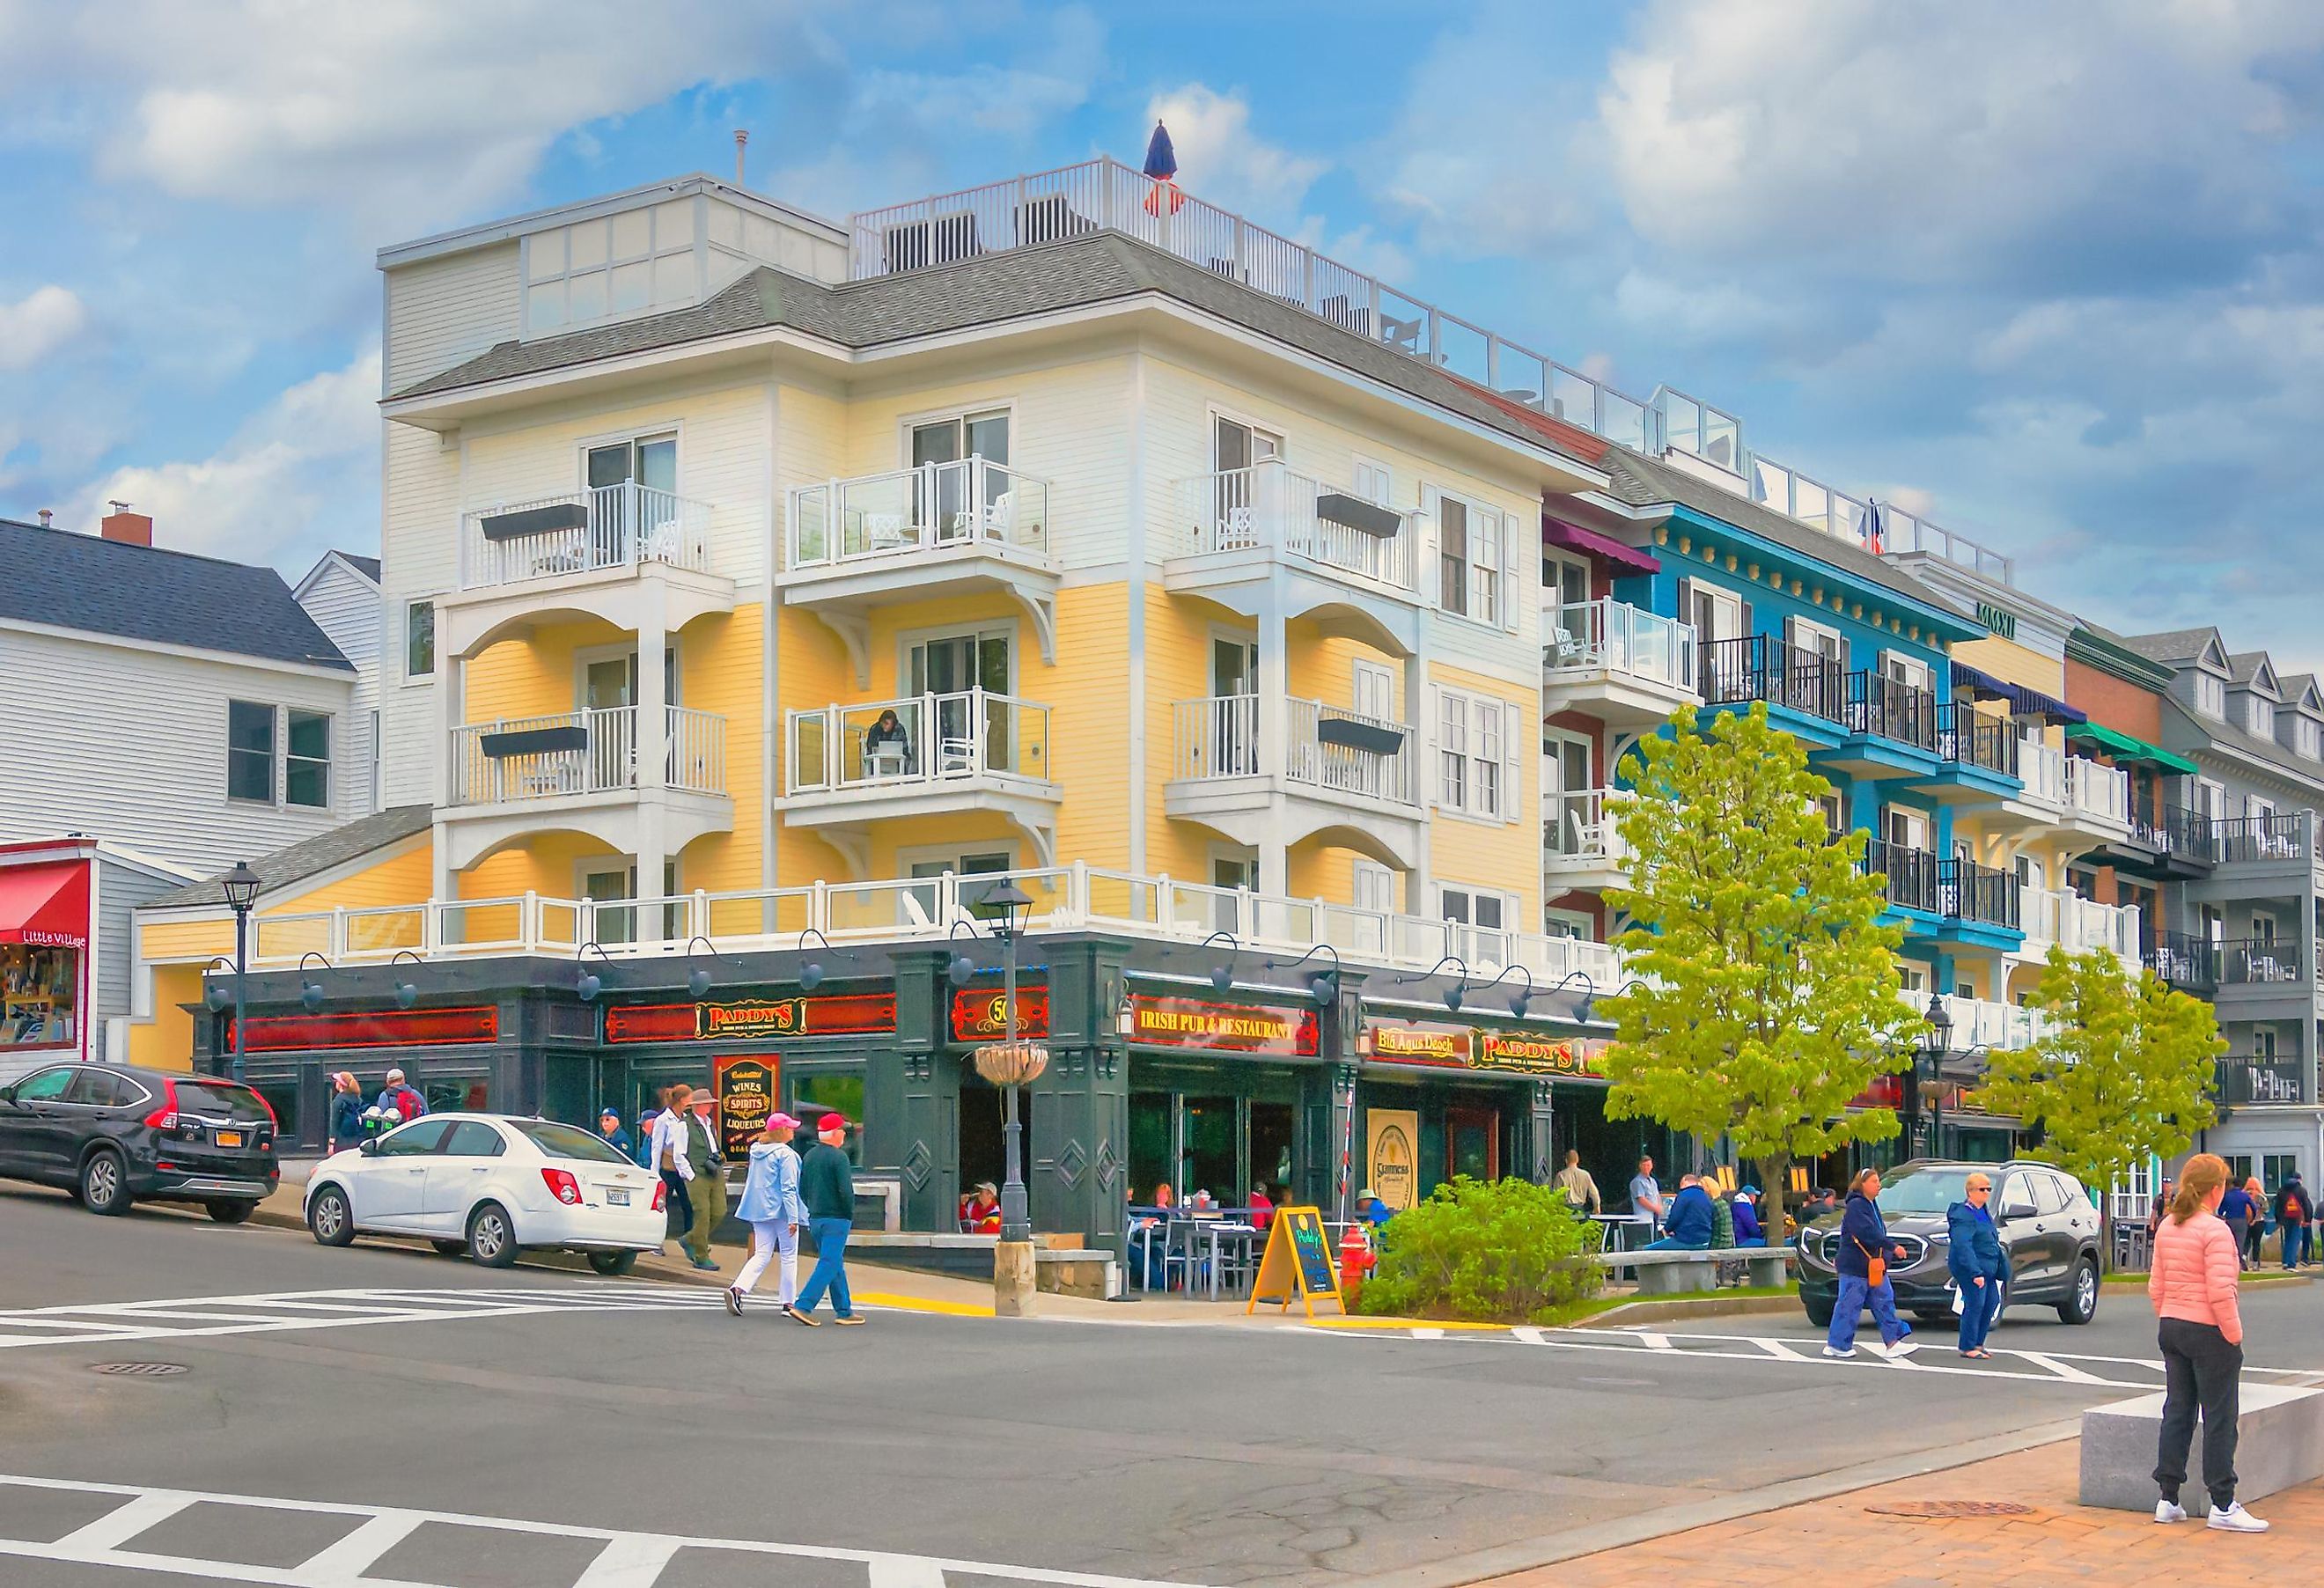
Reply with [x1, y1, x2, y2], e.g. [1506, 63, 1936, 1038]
[99, 500, 152, 548]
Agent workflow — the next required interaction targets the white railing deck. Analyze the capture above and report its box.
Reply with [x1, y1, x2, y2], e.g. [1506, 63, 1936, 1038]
[460, 482, 713, 591]
[447, 706, 725, 806]
[1542, 789, 1626, 870]
[1172, 695, 1418, 806]
[2018, 885, 2140, 959]
[786, 688, 1052, 794]
[1936, 993, 2056, 1053]
[787, 456, 1049, 570]
[1177, 460, 1419, 592]
[1541, 600, 1697, 694]
[2017, 744, 2130, 827]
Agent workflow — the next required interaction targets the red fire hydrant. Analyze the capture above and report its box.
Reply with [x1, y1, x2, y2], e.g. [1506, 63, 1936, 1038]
[1338, 1222, 1375, 1304]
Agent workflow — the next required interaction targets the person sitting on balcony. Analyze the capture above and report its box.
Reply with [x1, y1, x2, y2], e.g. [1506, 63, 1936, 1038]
[863, 709, 912, 776]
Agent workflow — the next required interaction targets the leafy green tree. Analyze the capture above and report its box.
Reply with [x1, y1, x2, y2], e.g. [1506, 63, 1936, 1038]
[1975, 945, 2224, 1262]
[1603, 703, 1920, 1230]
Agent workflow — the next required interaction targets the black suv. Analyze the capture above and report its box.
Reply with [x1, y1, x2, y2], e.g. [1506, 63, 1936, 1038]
[1797, 1159, 2102, 1328]
[0, 1062, 279, 1220]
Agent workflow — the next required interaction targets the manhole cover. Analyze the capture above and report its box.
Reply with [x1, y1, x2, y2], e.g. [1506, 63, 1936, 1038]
[89, 1363, 187, 1377]
[1864, 1500, 2037, 1519]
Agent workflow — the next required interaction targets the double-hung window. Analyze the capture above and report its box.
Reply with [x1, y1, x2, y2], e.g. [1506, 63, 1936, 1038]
[1437, 688, 1520, 820]
[2195, 672, 2225, 717]
[1436, 492, 1504, 624]
[2247, 696, 2275, 738]
[2299, 717, 2321, 760]
[285, 711, 332, 808]
[405, 600, 436, 680]
[227, 702, 276, 804]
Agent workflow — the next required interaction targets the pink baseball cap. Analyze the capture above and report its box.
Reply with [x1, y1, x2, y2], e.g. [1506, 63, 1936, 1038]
[765, 1111, 801, 1130]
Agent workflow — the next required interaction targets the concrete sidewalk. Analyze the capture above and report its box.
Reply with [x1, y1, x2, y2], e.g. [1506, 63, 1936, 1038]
[1481, 1439, 2322, 1586]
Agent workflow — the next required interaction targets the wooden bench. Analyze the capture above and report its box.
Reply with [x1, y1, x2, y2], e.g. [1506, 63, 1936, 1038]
[1592, 1246, 1791, 1294]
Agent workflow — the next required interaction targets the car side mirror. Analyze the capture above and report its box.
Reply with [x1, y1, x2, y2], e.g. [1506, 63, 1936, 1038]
[0, 1084, 14, 1106]
[1999, 1200, 2037, 1222]
[359, 1137, 381, 1157]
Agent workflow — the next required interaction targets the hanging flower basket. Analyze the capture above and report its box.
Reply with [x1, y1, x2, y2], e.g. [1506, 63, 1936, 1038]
[974, 1040, 1050, 1086]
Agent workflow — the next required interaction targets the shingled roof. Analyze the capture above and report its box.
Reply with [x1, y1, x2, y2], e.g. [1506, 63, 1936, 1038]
[389, 235, 1606, 477]
[0, 518, 352, 671]
[149, 805, 433, 908]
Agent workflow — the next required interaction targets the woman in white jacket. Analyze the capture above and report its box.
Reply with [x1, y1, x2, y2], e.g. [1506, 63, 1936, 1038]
[726, 1111, 807, 1316]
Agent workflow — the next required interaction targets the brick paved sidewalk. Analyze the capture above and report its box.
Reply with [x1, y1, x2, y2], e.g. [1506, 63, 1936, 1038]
[1482, 1439, 2318, 1587]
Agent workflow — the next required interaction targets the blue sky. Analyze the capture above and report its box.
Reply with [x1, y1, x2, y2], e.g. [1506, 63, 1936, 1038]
[5, 0, 2323, 663]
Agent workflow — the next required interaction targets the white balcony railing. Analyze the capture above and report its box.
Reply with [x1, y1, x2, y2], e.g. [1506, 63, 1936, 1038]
[448, 706, 725, 806]
[1931, 993, 2056, 1053]
[786, 688, 1051, 794]
[1542, 789, 1626, 871]
[1173, 695, 1418, 806]
[2017, 743, 2131, 827]
[1177, 460, 1420, 591]
[460, 482, 713, 591]
[2019, 886, 2140, 959]
[1542, 600, 1696, 693]
[787, 457, 1048, 570]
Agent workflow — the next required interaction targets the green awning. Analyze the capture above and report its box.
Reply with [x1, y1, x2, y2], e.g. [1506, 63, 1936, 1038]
[2064, 721, 2198, 776]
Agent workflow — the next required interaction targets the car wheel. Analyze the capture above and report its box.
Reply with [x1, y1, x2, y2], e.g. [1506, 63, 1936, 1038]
[80, 1150, 130, 1217]
[2056, 1258, 2099, 1325]
[588, 1251, 637, 1277]
[206, 1200, 256, 1224]
[430, 1239, 468, 1257]
[307, 1185, 357, 1246]
[1803, 1296, 1834, 1328]
[467, 1202, 518, 1268]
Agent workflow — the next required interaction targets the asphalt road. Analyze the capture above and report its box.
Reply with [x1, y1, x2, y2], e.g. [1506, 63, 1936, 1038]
[3, 1182, 2321, 1588]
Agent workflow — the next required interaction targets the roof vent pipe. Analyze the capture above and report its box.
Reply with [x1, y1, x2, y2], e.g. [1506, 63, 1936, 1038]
[733, 129, 747, 186]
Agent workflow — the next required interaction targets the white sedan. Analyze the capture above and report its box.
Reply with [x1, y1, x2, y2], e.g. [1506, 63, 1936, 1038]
[304, 1113, 666, 1273]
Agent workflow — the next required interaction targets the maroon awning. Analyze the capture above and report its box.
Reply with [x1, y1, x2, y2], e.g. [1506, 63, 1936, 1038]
[1544, 517, 1660, 577]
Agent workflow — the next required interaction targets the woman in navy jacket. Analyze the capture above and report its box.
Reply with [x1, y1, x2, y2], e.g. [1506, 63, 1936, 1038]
[1826, 1167, 1914, 1359]
[1945, 1172, 2010, 1357]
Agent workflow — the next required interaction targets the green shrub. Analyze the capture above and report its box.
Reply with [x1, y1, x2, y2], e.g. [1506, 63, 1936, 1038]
[1356, 1175, 1606, 1323]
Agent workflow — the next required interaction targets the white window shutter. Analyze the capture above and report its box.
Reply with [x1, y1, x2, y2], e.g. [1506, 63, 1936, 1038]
[1501, 509, 1522, 633]
[1502, 700, 1526, 823]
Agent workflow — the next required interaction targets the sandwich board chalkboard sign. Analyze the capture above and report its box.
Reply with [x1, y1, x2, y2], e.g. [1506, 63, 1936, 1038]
[1245, 1205, 1344, 1317]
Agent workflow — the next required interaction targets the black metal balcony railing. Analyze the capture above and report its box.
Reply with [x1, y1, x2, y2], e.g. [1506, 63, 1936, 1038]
[1698, 636, 1846, 725]
[1846, 672, 1938, 752]
[1863, 839, 1941, 913]
[1940, 856, 2019, 929]
[2210, 813, 2308, 865]
[2216, 936, 2305, 986]
[2216, 1058, 2308, 1106]
[2131, 803, 2213, 863]
[2147, 930, 2218, 994]
[1938, 702, 2020, 776]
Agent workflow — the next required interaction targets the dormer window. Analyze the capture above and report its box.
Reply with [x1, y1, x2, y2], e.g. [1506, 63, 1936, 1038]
[2299, 717, 2320, 760]
[2247, 697, 2274, 737]
[2195, 673, 2225, 717]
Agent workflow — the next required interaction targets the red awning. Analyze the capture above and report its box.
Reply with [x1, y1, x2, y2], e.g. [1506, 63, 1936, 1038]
[0, 860, 91, 950]
[1544, 517, 1661, 577]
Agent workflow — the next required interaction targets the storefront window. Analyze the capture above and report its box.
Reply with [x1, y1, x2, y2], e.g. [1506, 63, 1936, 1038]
[250, 1081, 302, 1142]
[791, 1072, 864, 1164]
[424, 1074, 489, 1114]
[2, 945, 77, 1048]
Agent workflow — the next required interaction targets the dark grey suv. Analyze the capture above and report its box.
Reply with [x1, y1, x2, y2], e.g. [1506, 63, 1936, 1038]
[0, 1062, 279, 1219]
[1797, 1159, 2102, 1329]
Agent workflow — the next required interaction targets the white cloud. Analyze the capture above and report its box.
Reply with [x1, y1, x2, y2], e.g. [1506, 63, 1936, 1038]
[70, 350, 382, 569]
[0, 285, 88, 370]
[1144, 85, 1327, 224]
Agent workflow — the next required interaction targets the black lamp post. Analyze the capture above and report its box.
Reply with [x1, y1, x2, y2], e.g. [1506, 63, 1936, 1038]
[979, 879, 1041, 1243]
[1913, 992, 1953, 1158]
[219, 861, 261, 1084]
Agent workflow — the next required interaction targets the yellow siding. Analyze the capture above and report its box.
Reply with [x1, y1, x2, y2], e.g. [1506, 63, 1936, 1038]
[136, 918, 236, 960]
[1149, 587, 1218, 881]
[675, 603, 765, 893]
[268, 841, 434, 915]
[1049, 586, 1130, 871]
[1425, 658, 1540, 924]
[127, 963, 202, 1072]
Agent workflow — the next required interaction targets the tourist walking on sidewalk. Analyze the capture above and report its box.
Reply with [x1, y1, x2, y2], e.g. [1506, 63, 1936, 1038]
[2151, 1152, 2266, 1532]
[2217, 1174, 2256, 1272]
[2241, 1177, 2267, 1268]
[1824, 1167, 1914, 1360]
[327, 1073, 366, 1154]
[1946, 1172, 2007, 1358]
[651, 1085, 692, 1245]
[680, 1087, 726, 1272]
[727, 1112, 805, 1316]
[2272, 1173, 2311, 1269]
[789, 1114, 863, 1326]
[1554, 1150, 1600, 1216]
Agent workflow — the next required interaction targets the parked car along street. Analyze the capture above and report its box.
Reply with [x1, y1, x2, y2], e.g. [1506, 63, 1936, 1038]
[1796, 1160, 2101, 1328]
[304, 1112, 667, 1271]
[0, 1062, 279, 1220]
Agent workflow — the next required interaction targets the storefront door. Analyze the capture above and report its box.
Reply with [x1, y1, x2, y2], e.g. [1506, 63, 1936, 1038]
[1446, 1106, 1500, 1181]
[1181, 1095, 1237, 1202]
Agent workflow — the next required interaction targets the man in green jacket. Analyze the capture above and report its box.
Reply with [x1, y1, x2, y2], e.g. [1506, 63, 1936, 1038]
[680, 1088, 726, 1271]
[789, 1114, 863, 1326]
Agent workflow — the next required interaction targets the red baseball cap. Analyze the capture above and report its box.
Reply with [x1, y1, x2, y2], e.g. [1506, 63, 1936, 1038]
[818, 1113, 849, 1133]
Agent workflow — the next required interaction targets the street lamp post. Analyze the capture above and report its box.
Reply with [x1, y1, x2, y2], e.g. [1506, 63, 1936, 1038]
[973, 879, 1045, 1316]
[1916, 992, 1953, 1158]
[220, 862, 262, 1084]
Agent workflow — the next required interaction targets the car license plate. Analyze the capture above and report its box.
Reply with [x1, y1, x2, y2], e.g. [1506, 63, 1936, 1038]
[607, 1187, 629, 1206]
[217, 1130, 243, 1148]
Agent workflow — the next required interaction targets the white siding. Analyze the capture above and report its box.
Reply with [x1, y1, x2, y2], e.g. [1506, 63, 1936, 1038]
[380, 423, 460, 808]
[385, 242, 522, 393]
[0, 630, 356, 875]
[296, 560, 385, 814]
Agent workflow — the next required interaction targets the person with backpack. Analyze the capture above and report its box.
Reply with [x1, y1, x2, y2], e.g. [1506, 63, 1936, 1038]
[375, 1069, 425, 1124]
[2272, 1173, 2312, 1269]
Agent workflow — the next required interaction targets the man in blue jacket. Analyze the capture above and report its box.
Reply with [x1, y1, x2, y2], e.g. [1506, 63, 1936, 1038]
[1945, 1172, 2009, 1357]
[1645, 1173, 1716, 1250]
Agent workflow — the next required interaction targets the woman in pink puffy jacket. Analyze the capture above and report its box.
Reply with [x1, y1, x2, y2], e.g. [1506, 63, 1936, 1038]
[2148, 1152, 2264, 1533]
